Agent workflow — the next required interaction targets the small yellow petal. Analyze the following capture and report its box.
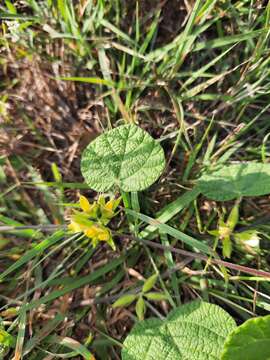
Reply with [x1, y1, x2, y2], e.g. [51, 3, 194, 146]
[79, 195, 91, 213]
[97, 229, 110, 241]
[85, 225, 99, 238]
[104, 199, 114, 212]
[68, 221, 82, 233]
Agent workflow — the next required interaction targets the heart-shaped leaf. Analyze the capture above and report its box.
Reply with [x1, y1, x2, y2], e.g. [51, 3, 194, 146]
[81, 124, 165, 192]
[221, 315, 270, 360]
[122, 300, 236, 360]
[198, 163, 270, 201]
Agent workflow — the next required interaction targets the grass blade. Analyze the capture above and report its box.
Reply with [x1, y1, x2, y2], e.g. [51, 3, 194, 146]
[0, 230, 65, 281]
[140, 187, 201, 238]
[126, 208, 211, 254]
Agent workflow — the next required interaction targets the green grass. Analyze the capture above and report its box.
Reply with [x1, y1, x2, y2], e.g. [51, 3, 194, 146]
[1, 0, 270, 359]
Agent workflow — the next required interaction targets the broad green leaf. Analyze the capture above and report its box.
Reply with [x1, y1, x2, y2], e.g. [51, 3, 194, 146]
[122, 300, 236, 360]
[198, 163, 270, 201]
[81, 124, 165, 192]
[221, 315, 270, 360]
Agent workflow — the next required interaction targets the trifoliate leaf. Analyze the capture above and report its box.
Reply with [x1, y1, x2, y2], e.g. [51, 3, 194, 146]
[81, 124, 165, 192]
[122, 300, 236, 360]
[198, 163, 270, 201]
[221, 315, 270, 360]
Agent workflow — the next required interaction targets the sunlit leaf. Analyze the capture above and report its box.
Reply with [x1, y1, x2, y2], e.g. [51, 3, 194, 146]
[122, 301, 236, 360]
[198, 163, 270, 201]
[81, 124, 165, 192]
[221, 315, 270, 360]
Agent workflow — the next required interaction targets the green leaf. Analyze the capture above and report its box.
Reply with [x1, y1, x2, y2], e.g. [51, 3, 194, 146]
[142, 274, 158, 293]
[60, 76, 114, 87]
[226, 203, 239, 231]
[135, 296, 146, 321]
[144, 292, 168, 301]
[0, 329, 15, 348]
[208, 229, 219, 237]
[198, 163, 270, 201]
[222, 236, 232, 259]
[112, 294, 137, 308]
[5, 0, 17, 14]
[51, 162, 62, 183]
[122, 300, 236, 360]
[221, 315, 270, 360]
[81, 124, 165, 192]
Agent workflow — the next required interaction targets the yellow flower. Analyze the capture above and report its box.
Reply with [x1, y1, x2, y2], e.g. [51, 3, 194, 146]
[67, 194, 119, 251]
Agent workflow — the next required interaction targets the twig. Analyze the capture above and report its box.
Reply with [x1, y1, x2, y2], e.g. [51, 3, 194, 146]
[120, 234, 270, 279]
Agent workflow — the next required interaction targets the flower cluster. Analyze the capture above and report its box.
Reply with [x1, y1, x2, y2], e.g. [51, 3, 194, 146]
[68, 195, 121, 250]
